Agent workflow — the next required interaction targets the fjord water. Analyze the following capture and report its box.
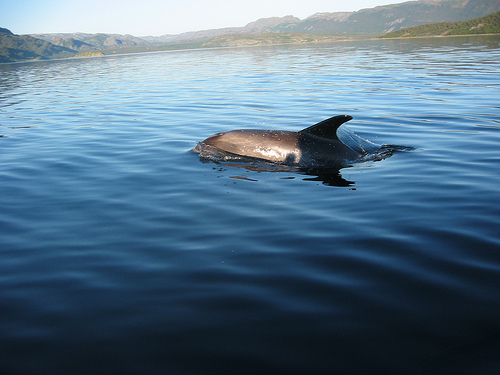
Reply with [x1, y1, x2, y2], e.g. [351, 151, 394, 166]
[1, 36, 499, 374]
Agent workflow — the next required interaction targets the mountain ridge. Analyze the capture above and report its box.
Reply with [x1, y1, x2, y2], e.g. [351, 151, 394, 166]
[2, 0, 500, 63]
[0, 28, 75, 63]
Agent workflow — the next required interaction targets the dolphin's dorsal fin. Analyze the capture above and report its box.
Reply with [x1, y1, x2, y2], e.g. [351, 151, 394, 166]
[299, 115, 353, 140]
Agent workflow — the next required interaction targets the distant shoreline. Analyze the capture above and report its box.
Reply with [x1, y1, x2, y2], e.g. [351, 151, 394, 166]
[2, 33, 499, 65]
[378, 32, 500, 40]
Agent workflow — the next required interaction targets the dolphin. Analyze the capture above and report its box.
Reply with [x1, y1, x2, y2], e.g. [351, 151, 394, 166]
[194, 115, 364, 167]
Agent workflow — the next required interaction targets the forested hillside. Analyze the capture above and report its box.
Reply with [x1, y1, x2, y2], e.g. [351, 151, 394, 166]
[380, 11, 500, 38]
[0, 28, 75, 63]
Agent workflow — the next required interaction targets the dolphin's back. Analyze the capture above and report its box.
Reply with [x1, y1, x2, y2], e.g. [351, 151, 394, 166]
[199, 129, 301, 163]
[194, 115, 361, 166]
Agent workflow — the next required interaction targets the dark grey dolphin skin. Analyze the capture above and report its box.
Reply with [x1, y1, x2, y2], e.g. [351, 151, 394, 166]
[194, 115, 362, 166]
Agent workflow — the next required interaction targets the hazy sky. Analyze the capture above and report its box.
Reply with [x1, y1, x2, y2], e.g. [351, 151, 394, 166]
[1, 0, 399, 36]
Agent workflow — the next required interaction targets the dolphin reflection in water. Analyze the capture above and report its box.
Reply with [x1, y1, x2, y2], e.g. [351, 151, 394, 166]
[194, 115, 410, 186]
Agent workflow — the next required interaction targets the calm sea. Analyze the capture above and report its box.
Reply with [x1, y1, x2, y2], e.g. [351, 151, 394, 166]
[1, 36, 499, 375]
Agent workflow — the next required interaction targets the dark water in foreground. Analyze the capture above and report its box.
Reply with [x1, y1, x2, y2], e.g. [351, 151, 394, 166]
[1, 36, 499, 374]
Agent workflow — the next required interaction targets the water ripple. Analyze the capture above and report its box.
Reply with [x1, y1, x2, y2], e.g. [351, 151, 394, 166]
[1, 35, 500, 375]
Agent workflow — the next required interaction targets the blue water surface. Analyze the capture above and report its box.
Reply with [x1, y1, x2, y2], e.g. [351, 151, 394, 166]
[1, 36, 500, 374]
